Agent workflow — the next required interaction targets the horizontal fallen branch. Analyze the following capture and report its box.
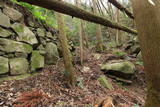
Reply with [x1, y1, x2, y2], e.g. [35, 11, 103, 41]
[18, 0, 137, 34]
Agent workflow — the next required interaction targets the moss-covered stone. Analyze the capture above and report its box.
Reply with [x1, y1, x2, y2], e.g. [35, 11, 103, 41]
[10, 58, 29, 75]
[0, 38, 33, 53]
[46, 32, 54, 39]
[101, 61, 135, 74]
[3, 6, 23, 21]
[0, 26, 12, 37]
[45, 42, 59, 65]
[31, 51, 44, 71]
[0, 56, 9, 74]
[12, 23, 38, 45]
[0, 11, 10, 28]
[98, 75, 113, 90]
[36, 28, 45, 37]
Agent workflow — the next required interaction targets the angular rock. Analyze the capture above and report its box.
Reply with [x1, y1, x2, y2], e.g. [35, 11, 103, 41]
[101, 60, 135, 79]
[37, 28, 45, 37]
[0, 26, 12, 37]
[39, 37, 46, 46]
[0, 56, 9, 74]
[3, 6, 23, 21]
[46, 32, 54, 39]
[45, 42, 59, 65]
[15, 52, 28, 58]
[0, 11, 10, 28]
[12, 23, 38, 45]
[31, 51, 44, 71]
[37, 45, 46, 55]
[10, 58, 29, 75]
[0, 38, 33, 53]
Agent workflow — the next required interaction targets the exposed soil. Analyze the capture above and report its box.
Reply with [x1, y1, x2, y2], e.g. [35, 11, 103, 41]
[0, 50, 146, 107]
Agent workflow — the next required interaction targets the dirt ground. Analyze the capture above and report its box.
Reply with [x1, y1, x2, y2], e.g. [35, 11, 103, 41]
[0, 50, 146, 107]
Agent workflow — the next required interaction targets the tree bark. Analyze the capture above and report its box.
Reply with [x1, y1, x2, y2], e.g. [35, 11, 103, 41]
[131, 0, 160, 106]
[55, 12, 76, 87]
[108, 0, 134, 19]
[18, 0, 137, 34]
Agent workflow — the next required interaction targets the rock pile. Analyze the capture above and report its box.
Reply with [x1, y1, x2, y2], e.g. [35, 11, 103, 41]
[0, 2, 59, 76]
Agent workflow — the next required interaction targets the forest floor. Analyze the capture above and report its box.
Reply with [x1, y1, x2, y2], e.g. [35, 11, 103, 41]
[0, 48, 146, 107]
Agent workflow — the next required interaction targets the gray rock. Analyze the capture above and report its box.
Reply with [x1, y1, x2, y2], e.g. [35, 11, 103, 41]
[0, 26, 12, 37]
[0, 56, 9, 74]
[39, 37, 46, 46]
[31, 51, 44, 71]
[0, 38, 33, 53]
[101, 60, 135, 79]
[3, 6, 23, 21]
[0, 11, 10, 28]
[10, 58, 29, 75]
[12, 23, 38, 45]
[3, 53, 14, 58]
[45, 42, 59, 65]
[37, 45, 46, 55]
[37, 28, 45, 37]
[15, 52, 28, 58]
[46, 32, 54, 39]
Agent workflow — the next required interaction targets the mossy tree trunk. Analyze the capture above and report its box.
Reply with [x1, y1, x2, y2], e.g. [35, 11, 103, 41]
[92, 0, 104, 52]
[132, 0, 160, 106]
[55, 12, 76, 87]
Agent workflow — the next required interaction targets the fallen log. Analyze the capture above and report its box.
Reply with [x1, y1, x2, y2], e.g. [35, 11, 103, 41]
[108, 0, 134, 19]
[18, 0, 137, 34]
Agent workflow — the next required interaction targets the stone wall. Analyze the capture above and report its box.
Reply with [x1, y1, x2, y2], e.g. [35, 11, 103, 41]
[0, 2, 59, 76]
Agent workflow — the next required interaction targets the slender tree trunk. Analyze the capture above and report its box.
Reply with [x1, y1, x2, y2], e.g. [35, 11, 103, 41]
[75, 0, 84, 65]
[132, 0, 160, 106]
[115, 8, 119, 46]
[92, 0, 103, 52]
[55, 12, 76, 87]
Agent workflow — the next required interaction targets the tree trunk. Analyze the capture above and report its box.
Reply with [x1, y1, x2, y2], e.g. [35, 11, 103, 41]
[19, 0, 137, 34]
[115, 8, 119, 46]
[131, 0, 160, 106]
[75, 0, 84, 65]
[92, 0, 103, 52]
[55, 12, 76, 87]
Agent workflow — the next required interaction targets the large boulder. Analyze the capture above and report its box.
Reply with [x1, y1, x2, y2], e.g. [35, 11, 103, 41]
[0, 26, 12, 38]
[45, 42, 59, 65]
[31, 51, 44, 71]
[12, 23, 38, 45]
[3, 6, 23, 21]
[0, 11, 10, 28]
[0, 38, 33, 53]
[10, 58, 29, 75]
[0, 56, 9, 74]
[101, 60, 135, 79]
